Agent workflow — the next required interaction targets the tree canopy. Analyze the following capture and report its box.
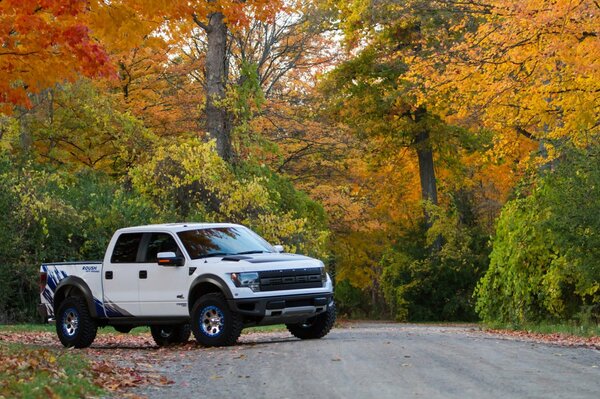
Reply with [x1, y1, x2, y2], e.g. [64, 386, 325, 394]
[0, 0, 598, 325]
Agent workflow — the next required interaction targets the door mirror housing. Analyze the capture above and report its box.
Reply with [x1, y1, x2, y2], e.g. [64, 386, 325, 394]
[157, 252, 185, 267]
[273, 245, 284, 253]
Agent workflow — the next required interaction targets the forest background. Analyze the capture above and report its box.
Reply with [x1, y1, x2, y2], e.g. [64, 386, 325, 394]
[0, 0, 598, 328]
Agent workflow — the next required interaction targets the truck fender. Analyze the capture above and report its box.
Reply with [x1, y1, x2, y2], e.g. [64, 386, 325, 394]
[188, 274, 234, 304]
[54, 276, 99, 318]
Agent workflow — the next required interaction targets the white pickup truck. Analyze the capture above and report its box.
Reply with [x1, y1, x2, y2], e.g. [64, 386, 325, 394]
[39, 223, 335, 348]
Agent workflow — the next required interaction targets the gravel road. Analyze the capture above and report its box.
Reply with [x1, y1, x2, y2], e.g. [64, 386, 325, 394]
[130, 323, 600, 399]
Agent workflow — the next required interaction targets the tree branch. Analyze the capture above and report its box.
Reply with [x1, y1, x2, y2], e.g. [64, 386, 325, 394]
[192, 13, 209, 31]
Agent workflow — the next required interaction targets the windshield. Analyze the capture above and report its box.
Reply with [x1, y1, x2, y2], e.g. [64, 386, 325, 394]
[177, 226, 274, 260]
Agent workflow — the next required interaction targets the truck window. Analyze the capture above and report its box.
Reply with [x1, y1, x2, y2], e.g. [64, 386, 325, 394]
[143, 233, 181, 262]
[111, 233, 143, 263]
[177, 227, 273, 259]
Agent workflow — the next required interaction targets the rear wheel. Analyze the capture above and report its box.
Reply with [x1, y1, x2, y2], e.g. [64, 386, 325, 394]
[191, 293, 243, 347]
[56, 297, 97, 348]
[286, 302, 336, 340]
[150, 324, 191, 346]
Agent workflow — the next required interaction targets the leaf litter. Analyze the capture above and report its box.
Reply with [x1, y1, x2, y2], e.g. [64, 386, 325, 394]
[0, 328, 293, 397]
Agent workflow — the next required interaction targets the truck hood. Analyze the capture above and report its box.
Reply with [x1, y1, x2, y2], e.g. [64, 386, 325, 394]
[193, 252, 323, 272]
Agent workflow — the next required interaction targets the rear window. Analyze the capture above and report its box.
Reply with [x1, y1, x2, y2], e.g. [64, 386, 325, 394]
[111, 233, 143, 263]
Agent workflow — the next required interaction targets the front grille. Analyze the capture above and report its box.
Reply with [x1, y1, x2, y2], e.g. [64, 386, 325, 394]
[259, 268, 323, 291]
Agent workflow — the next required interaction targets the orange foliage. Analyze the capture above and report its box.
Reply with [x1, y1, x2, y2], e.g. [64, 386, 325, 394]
[0, 0, 113, 111]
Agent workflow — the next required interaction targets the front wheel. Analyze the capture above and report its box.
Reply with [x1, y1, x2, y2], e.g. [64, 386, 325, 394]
[150, 324, 191, 346]
[286, 302, 336, 340]
[56, 297, 97, 348]
[191, 293, 243, 347]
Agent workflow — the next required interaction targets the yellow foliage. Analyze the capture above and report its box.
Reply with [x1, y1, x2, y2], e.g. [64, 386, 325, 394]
[408, 0, 599, 147]
[129, 139, 328, 257]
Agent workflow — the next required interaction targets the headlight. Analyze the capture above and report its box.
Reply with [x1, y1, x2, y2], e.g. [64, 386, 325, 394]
[321, 267, 327, 283]
[230, 272, 260, 292]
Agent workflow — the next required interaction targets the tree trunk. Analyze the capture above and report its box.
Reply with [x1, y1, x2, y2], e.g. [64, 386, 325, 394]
[414, 124, 442, 251]
[415, 130, 438, 209]
[205, 12, 234, 162]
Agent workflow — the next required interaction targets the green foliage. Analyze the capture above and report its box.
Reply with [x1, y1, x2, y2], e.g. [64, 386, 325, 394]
[381, 201, 489, 321]
[0, 152, 155, 321]
[476, 146, 600, 324]
[19, 80, 156, 174]
[334, 279, 373, 318]
[236, 163, 328, 254]
[233, 61, 265, 121]
[129, 139, 328, 257]
[228, 61, 268, 156]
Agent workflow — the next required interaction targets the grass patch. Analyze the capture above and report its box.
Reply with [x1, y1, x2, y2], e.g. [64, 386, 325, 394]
[486, 322, 600, 337]
[0, 324, 150, 335]
[0, 342, 103, 399]
[104, 326, 150, 335]
[0, 324, 54, 333]
[243, 324, 286, 334]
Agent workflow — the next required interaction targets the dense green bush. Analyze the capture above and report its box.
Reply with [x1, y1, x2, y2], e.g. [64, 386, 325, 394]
[334, 279, 376, 319]
[381, 201, 489, 321]
[476, 146, 600, 324]
[0, 154, 156, 321]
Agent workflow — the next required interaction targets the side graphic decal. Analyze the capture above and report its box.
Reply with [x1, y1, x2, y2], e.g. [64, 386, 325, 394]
[41, 265, 108, 318]
[103, 297, 132, 317]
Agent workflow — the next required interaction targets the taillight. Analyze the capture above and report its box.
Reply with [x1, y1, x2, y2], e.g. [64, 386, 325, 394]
[40, 272, 47, 294]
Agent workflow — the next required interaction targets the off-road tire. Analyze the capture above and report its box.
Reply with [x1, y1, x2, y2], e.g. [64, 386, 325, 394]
[56, 296, 98, 348]
[191, 293, 243, 347]
[150, 324, 191, 346]
[286, 302, 336, 340]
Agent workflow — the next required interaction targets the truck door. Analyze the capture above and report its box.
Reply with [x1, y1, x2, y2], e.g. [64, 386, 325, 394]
[102, 232, 143, 317]
[138, 232, 189, 317]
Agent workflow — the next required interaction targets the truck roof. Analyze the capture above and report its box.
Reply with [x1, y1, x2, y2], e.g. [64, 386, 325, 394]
[115, 222, 244, 234]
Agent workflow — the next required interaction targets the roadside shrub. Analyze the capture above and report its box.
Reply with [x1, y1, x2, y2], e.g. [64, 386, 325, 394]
[476, 146, 600, 324]
[381, 202, 489, 321]
[334, 279, 373, 318]
[0, 154, 155, 322]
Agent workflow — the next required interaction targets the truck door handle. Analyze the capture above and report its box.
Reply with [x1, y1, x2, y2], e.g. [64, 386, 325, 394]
[105, 271, 113, 280]
[139, 270, 147, 279]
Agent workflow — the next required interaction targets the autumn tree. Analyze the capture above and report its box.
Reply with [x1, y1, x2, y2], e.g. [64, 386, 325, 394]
[230, 2, 341, 164]
[319, 1, 532, 318]
[2, 0, 286, 162]
[406, 0, 600, 154]
[6, 80, 157, 174]
[97, 36, 203, 139]
[124, 0, 284, 162]
[322, 1, 457, 232]
[0, 0, 113, 111]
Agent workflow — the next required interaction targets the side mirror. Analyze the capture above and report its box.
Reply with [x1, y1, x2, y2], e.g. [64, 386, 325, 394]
[273, 245, 284, 253]
[157, 251, 185, 267]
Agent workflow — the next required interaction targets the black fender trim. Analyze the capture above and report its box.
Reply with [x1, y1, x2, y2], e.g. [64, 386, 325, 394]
[188, 274, 234, 300]
[54, 276, 98, 318]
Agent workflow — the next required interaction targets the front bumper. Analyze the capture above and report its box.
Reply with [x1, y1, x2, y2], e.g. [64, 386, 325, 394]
[228, 292, 333, 323]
